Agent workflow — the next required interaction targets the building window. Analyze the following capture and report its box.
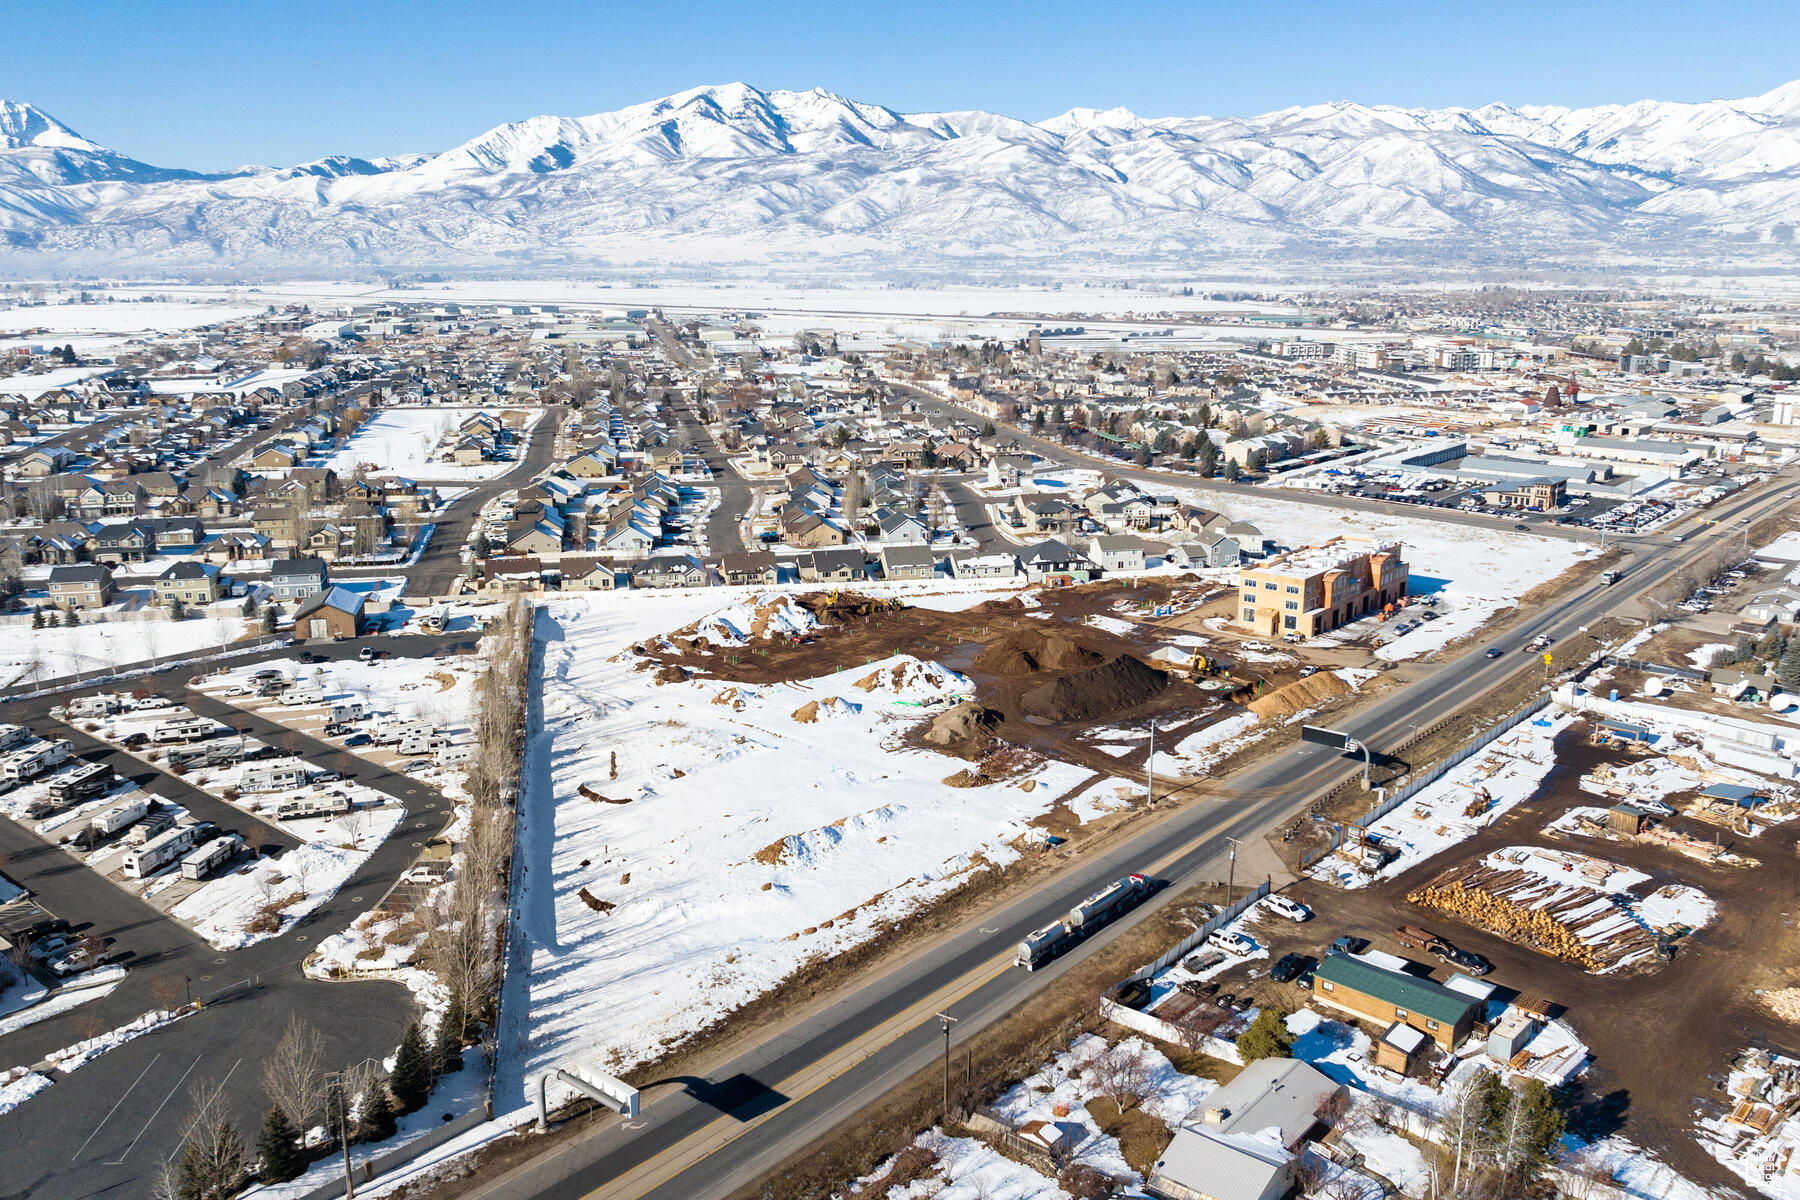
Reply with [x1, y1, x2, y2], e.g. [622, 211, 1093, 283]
[1285, 585, 1299, 594]
[1394, 1008, 1409, 1019]
[1426, 1019, 1440, 1031]
[1242, 608, 1256, 621]
[1284, 615, 1297, 630]
[1320, 980, 1334, 992]
[1285, 601, 1298, 610]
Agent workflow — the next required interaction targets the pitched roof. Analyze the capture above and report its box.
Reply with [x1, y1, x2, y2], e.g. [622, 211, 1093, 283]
[294, 585, 365, 620]
[1313, 953, 1476, 1026]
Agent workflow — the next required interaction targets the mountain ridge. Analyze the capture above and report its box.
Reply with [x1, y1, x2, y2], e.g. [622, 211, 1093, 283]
[3, 80, 1798, 272]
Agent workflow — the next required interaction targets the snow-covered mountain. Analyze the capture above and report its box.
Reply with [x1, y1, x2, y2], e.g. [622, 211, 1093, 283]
[2, 80, 1798, 272]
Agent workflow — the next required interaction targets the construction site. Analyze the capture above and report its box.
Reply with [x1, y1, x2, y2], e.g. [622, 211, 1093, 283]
[639, 578, 1393, 817]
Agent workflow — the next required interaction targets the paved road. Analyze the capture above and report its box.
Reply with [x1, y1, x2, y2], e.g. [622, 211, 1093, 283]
[0, 635, 470, 1199]
[646, 320, 756, 559]
[663, 390, 752, 558]
[335, 404, 566, 596]
[466, 467, 1797, 1200]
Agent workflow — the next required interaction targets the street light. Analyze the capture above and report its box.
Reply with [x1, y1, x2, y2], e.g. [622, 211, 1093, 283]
[937, 1014, 960, 1118]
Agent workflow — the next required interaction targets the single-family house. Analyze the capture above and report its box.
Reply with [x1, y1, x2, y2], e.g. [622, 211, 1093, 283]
[270, 557, 329, 602]
[1019, 539, 1098, 584]
[155, 560, 225, 606]
[880, 544, 937, 581]
[46, 563, 114, 611]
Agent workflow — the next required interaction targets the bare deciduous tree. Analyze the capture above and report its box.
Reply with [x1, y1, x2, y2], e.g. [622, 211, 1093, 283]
[262, 1014, 328, 1132]
[173, 1075, 245, 1198]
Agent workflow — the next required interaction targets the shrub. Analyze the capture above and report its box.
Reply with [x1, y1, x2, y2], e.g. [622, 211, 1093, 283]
[1235, 1006, 1295, 1062]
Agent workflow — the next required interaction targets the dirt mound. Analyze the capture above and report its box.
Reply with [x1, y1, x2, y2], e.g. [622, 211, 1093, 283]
[1246, 671, 1352, 721]
[923, 701, 1004, 749]
[853, 658, 967, 696]
[792, 696, 855, 723]
[1023, 655, 1169, 723]
[975, 628, 1105, 676]
[943, 743, 1042, 787]
[798, 591, 904, 623]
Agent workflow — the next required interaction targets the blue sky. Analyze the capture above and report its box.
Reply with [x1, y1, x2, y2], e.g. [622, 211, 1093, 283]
[16, 0, 1800, 169]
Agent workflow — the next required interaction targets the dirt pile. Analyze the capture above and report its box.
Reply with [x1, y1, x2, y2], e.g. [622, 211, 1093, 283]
[975, 628, 1104, 676]
[792, 696, 854, 723]
[1246, 671, 1352, 720]
[577, 782, 632, 804]
[798, 591, 905, 624]
[1023, 655, 1169, 723]
[943, 743, 1042, 787]
[922, 701, 1004, 749]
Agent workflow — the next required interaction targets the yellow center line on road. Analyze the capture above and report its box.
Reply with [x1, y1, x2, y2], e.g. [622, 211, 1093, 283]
[579, 955, 1013, 1200]
[582, 806, 1276, 1200]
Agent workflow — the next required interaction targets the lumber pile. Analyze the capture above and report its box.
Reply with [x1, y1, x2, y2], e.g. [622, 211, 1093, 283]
[1407, 863, 1662, 973]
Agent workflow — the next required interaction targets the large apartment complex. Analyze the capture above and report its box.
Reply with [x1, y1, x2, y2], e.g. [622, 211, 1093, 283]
[1235, 537, 1409, 638]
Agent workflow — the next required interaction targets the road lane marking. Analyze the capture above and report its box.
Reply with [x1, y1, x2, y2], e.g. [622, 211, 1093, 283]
[72, 1051, 161, 1161]
[571, 812, 1270, 1200]
[574, 955, 1012, 1200]
[110, 1053, 202, 1165]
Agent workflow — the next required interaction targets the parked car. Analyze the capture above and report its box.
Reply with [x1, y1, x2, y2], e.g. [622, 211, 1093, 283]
[358, 646, 375, 662]
[1330, 935, 1368, 956]
[1207, 929, 1256, 956]
[1261, 895, 1312, 923]
[1270, 952, 1310, 983]
[1439, 946, 1493, 976]
[345, 733, 373, 747]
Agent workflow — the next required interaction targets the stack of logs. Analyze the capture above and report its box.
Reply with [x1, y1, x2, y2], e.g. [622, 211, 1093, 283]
[1408, 864, 1662, 973]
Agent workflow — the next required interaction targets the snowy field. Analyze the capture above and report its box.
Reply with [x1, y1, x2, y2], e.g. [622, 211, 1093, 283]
[495, 588, 1120, 1111]
[0, 615, 247, 685]
[0, 299, 263, 357]
[315, 407, 537, 481]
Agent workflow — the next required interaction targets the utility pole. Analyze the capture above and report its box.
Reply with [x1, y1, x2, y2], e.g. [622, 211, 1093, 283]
[327, 1071, 355, 1199]
[1145, 716, 1156, 804]
[1224, 836, 1242, 906]
[936, 1013, 960, 1118]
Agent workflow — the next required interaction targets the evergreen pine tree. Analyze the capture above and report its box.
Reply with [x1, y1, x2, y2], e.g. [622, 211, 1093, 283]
[432, 1001, 466, 1074]
[261, 607, 278, 635]
[256, 1105, 305, 1184]
[1734, 633, 1757, 664]
[1223, 460, 1241, 482]
[1779, 640, 1800, 689]
[30, 609, 44, 630]
[1197, 438, 1218, 479]
[357, 1074, 396, 1141]
[62, 607, 77, 628]
[390, 1023, 432, 1113]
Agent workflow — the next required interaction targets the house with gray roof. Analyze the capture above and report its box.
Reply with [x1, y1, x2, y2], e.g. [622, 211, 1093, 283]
[1146, 1058, 1343, 1200]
